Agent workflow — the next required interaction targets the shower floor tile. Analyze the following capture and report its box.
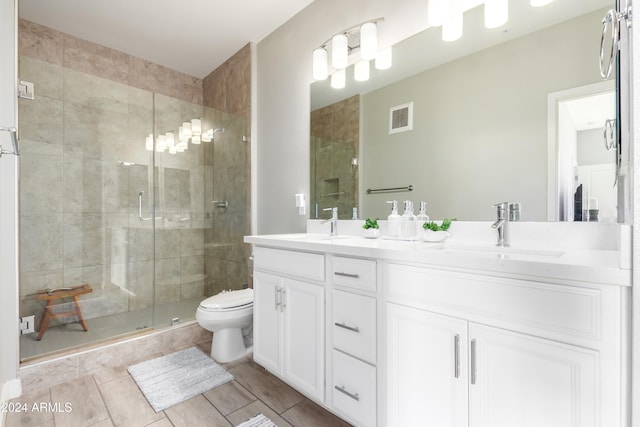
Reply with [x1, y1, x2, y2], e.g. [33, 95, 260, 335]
[20, 298, 202, 361]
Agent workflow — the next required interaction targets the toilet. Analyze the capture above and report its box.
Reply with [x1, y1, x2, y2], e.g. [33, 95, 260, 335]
[196, 288, 254, 363]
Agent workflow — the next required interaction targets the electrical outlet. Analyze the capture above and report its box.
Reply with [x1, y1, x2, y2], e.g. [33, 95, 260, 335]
[19, 315, 35, 335]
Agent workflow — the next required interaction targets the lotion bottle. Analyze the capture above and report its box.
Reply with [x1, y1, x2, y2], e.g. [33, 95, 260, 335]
[386, 200, 401, 238]
[416, 201, 430, 234]
[400, 200, 416, 238]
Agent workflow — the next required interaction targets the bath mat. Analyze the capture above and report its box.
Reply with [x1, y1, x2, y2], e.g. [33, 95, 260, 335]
[235, 413, 276, 427]
[128, 346, 234, 412]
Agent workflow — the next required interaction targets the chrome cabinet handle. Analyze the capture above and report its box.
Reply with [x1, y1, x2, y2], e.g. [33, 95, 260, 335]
[470, 339, 477, 385]
[274, 287, 280, 311]
[281, 288, 286, 311]
[334, 322, 360, 333]
[334, 385, 360, 402]
[454, 334, 460, 379]
[334, 272, 360, 279]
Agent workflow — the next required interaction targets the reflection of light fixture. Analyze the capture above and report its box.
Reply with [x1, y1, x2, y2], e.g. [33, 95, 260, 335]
[331, 69, 346, 89]
[485, 0, 508, 28]
[191, 119, 201, 136]
[312, 18, 387, 88]
[147, 117, 224, 154]
[530, 0, 553, 6]
[354, 60, 370, 81]
[442, 13, 463, 41]
[375, 46, 392, 70]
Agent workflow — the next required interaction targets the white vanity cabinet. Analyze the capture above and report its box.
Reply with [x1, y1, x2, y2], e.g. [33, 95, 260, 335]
[252, 247, 325, 401]
[328, 256, 378, 427]
[385, 262, 623, 427]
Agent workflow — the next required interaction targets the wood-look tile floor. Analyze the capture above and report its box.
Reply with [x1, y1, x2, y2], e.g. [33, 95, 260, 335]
[5, 344, 352, 427]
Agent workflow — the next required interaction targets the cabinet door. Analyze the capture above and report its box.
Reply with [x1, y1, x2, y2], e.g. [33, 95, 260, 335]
[253, 271, 282, 374]
[283, 278, 325, 401]
[387, 303, 468, 427]
[469, 324, 598, 427]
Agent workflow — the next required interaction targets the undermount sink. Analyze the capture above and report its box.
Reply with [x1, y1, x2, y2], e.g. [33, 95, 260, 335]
[442, 244, 565, 258]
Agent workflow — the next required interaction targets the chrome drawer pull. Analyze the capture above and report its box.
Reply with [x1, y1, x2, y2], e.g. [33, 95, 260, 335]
[334, 322, 360, 333]
[334, 385, 360, 402]
[471, 339, 477, 385]
[454, 334, 460, 379]
[334, 272, 360, 279]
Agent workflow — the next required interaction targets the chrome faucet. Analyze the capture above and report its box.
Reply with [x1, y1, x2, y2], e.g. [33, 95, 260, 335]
[492, 202, 510, 247]
[322, 207, 339, 237]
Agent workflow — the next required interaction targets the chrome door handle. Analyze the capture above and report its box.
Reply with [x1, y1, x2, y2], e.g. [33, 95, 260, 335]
[138, 191, 161, 221]
[470, 339, 477, 385]
[334, 322, 360, 333]
[334, 272, 359, 278]
[334, 385, 360, 402]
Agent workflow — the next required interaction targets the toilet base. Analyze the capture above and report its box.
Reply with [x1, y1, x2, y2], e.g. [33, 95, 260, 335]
[211, 328, 250, 363]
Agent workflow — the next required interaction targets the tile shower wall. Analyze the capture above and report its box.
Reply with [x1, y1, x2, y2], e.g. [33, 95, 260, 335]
[17, 20, 251, 336]
[203, 44, 252, 294]
[310, 95, 359, 220]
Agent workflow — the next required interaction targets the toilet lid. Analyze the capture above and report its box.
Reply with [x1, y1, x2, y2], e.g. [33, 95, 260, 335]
[200, 288, 253, 310]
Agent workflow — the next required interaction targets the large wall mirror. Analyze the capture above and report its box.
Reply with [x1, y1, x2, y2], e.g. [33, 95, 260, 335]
[310, 0, 618, 222]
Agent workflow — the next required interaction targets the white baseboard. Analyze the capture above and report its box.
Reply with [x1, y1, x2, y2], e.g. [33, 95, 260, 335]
[0, 378, 22, 426]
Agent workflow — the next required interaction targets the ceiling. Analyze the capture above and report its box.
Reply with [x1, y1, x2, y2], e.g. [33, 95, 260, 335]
[18, 0, 315, 78]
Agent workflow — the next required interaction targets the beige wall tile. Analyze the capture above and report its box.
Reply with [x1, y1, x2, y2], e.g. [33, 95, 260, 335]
[19, 20, 63, 65]
[63, 34, 129, 85]
[19, 355, 79, 394]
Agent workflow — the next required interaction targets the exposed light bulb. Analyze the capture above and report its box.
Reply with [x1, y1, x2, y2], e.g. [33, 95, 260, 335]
[442, 13, 463, 41]
[360, 22, 377, 60]
[484, 0, 508, 28]
[331, 69, 346, 89]
[354, 60, 370, 82]
[312, 48, 328, 80]
[332, 34, 348, 69]
[375, 46, 392, 70]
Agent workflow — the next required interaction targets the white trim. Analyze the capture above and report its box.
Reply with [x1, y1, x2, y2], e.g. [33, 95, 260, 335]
[250, 41, 258, 235]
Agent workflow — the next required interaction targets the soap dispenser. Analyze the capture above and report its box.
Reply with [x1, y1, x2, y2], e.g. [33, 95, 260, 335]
[386, 200, 401, 238]
[416, 201, 430, 233]
[400, 200, 416, 238]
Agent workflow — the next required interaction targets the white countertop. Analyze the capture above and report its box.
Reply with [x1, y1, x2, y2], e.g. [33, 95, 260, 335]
[244, 232, 631, 287]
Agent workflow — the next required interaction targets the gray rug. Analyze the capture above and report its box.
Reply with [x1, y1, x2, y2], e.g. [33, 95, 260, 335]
[236, 413, 276, 427]
[128, 346, 234, 412]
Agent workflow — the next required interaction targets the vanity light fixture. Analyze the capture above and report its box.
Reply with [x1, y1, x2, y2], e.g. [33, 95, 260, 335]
[530, 0, 553, 6]
[427, 0, 450, 27]
[312, 18, 387, 87]
[484, 0, 508, 29]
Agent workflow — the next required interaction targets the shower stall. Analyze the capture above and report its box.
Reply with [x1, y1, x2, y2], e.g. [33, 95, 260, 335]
[17, 21, 251, 361]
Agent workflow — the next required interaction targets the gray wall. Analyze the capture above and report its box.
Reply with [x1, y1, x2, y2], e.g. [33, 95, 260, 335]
[577, 128, 616, 166]
[361, 9, 604, 221]
[255, 0, 429, 234]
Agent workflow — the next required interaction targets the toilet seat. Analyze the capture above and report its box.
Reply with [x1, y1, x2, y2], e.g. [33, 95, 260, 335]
[199, 288, 253, 311]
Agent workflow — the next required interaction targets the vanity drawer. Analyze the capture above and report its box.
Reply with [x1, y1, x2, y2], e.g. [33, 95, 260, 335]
[332, 350, 376, 427]
[332, 290, 376, 364]
[253, 247, 324, 282]
[331, 256, 376, 292]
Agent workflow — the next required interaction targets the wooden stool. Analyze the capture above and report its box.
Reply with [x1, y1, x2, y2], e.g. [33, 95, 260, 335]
[33, 284, 93, 341]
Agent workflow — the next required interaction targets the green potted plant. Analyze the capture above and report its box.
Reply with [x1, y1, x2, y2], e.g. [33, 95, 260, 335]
[362, 218, 380, 238]
[422, 218, 455, 242]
